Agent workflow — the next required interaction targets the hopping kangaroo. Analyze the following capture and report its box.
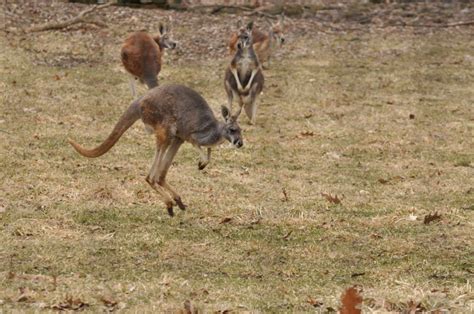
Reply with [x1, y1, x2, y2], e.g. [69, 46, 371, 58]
[121, 23, 176, 97]
[69, 84, 243, 216]
[224, 22, 264, 125]
[229, 15, 285, 67]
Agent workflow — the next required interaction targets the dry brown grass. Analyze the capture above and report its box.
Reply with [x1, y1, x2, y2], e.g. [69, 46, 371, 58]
[0, 4, 473, 312]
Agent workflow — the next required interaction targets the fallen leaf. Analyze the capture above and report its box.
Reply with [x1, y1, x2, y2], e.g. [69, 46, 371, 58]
[100, 295, 118, 308]
[183, 299, 201, 313]
[406, 300, 426, 313]
[321, 193, 342, 204]
[54, 74, 61, 80]
[300, 130, 314, 137]
[351, 272, 365, 278]
[340, 286, 362, 314]
[307, 297, 323, 308]
[219, 217, 232, 224]
[423, 212, 441, 225]
[282, 230, 292, 240]
[16, 287, 34, 303]
[282, 188, 289, 202]
[52, 295, 88, 310]
[378, 178, 389, 184]
[409, 114, 415, 119]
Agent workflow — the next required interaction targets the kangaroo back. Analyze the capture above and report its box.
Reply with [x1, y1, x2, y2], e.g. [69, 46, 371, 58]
[69, 100, 141, 158]
[121, 32, 162, 87]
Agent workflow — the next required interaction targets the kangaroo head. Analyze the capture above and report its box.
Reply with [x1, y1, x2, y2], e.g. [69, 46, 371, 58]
[269, 14, 285, 45]
[221, 106, 243, 148]
[236, 21, 253, 50]
[155, 22, 177, 50]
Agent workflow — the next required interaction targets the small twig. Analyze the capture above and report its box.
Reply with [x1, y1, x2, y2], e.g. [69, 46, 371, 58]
[282, 188, 289, 202]
[26, 2, 114, 33]
[0, 129, 11, 134]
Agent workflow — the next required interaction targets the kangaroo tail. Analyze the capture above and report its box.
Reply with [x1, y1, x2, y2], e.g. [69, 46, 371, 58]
[68, 99, 141, 158]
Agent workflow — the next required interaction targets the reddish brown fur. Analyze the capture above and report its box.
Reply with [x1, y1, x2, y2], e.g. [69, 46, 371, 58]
[121, 32, 163, 89]
[228, 24, 284, 64]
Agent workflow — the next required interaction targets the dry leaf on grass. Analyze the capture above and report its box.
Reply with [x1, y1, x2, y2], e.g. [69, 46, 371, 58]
[100, 295, 118, 308]
[351, 272, 365, 278]
[52, 295, 88, 310]
[321, 192, 342, 204]
[423, 212, 442, 225]
[219, 217, 232, 224]
[340, 286, 362, 314]
[16, 287, 34, 303]
[307, 297, 323, 308]
[182, 299, 199, 314]
[300, 130, 314, 137]
[406, 300, 426, 313]
[282, 230, 293, 240]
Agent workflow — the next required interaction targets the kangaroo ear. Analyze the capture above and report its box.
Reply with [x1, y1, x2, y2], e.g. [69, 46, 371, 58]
[221, 105, 230, 121]
[246, 21, 254, 31]
[159, 22, 165, 35]
[279, 13, 285, 24]
[167, 16, 173, 31]
[264, 17, 272, 27]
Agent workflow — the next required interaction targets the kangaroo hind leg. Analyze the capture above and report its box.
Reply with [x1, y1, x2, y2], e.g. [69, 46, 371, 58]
[244, 85, 259, 125]
[154, 138, 186, 212]
[146, 144, 176, 215]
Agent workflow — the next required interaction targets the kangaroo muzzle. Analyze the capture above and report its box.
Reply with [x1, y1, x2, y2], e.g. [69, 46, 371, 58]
[233, 139, 243, 148]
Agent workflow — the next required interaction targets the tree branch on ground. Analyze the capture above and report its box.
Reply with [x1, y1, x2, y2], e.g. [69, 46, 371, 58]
[383, 20, 474, 28]
[26, 2, 114, 33]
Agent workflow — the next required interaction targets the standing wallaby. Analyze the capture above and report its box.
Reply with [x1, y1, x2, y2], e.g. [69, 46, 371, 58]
[224, 22, 264, 125]
[121, 23, 177, 97]
[69, 84, 243, 216]
[229, 15, 285, 68]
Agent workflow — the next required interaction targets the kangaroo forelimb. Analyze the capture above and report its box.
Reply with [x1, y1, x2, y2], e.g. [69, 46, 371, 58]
[231, 68, 244, 92]
[243, 69, 258, 92]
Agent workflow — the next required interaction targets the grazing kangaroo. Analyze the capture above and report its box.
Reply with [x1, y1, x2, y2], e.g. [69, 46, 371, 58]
[121, 23, 177, 97]
[229, 15, 285, 67]
[224, 22, 264, 125]
[69, 84, 243, 216]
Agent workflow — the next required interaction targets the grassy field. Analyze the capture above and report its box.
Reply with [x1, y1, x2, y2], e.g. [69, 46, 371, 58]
[0, 6, 473, 312]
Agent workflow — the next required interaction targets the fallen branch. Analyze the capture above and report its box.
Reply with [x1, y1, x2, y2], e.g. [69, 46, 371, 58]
[382, 20, 474, 28]
[27, 2, 114, 33]
[439, 20, 474, 27]
[187, 4, 254, 14]
[244, 8, 279, 19]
